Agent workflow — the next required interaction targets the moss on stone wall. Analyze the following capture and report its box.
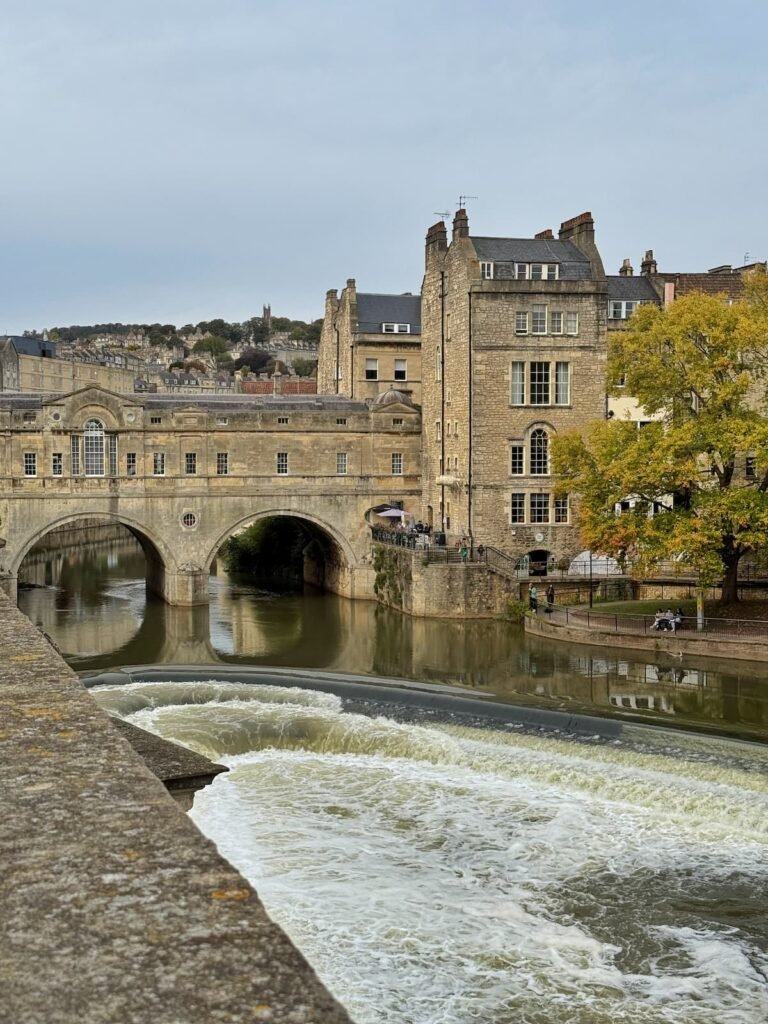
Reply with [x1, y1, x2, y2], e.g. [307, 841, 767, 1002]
[372, 544, 412, 610]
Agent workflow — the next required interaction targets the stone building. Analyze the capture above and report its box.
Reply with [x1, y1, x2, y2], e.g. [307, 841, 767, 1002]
[318, 279, 422, 404]
[419, 209, 608, 570]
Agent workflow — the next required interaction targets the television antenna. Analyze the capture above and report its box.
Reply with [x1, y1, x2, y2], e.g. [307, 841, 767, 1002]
[744, 251, 752, 265]
[433, 211, 451, 223]
[458, 194, 478, 210]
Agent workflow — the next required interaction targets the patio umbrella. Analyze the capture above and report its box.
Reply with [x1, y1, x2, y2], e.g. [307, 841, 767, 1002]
[377, 508, 406, 519]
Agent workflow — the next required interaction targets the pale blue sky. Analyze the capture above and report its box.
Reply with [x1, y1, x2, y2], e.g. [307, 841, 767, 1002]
[1, 0, 766, 333]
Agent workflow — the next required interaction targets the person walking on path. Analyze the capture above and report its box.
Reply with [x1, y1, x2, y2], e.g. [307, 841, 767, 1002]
[545, 584, 555, 614]
[529, 583, 538, 613]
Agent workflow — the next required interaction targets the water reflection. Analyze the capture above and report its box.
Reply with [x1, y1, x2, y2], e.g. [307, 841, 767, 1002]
[16, 532, 768, 741]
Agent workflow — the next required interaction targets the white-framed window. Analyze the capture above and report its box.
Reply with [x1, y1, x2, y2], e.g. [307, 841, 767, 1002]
[216, 452, 229, 476]
[153, 452, 165, 476]
[530, 429, 550, 475]
[185, 452, 197, 475]
[511, 362, 525, 405]
[515, 311, 529, 335]
[84, 419, 105, 477]
[532, 305, 547, 335]
[510, 493, 525, 523]
[394, 359, 407, 381]
[550, 311, 563, 334]
[71, 435, 81, 475]
[543, 264, 559, 280]
[336, 452, 348, 475]
[608, 300, 638, 320]
[510, 445, 524, 475]
[23, 452, 37, 477]
[515, 263, 529, 280]
[530, 362, 550, 405]
[480, 262, 494, 280]
[391, 452, 403, 475]
[52, 453, 63, 476]
[554, 495, 569, 523]
[555, 362, 570, 405]
[276, 452, 289, 475]
[530, 492, 550, 523]
[365, 358, 378, 380]
[336, 363, 343, 381]
[566, 311, 579, 335]
[126, 452, 137, 476]
[108, 434, 117, 476]
[382, 323, 410, 333]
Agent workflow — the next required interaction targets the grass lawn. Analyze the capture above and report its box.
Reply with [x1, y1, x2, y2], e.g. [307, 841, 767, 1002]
[594, 598, 768, 621]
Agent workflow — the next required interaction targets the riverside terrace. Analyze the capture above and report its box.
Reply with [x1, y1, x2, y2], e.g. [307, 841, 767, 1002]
[0, 590, 353, 1024]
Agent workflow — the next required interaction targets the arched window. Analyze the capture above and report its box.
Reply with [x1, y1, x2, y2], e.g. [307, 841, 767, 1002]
[530, 428, 549, 475]
[83, 419, 105, 476]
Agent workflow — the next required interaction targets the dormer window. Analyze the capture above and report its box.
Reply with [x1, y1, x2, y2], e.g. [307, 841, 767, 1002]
[480, 262, 494, 280]
[382, 323, 410, 334]
[515, 263, 559, 281]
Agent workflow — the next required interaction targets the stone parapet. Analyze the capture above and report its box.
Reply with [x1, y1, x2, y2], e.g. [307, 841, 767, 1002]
[0, 592, 353, 1024]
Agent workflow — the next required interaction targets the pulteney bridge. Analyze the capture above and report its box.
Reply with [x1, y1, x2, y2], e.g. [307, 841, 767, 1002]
[0, 385, 421, 605]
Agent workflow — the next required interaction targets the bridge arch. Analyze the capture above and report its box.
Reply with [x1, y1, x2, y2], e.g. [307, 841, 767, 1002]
[12, 511, 175, 577]
[205, 508, 358, 591]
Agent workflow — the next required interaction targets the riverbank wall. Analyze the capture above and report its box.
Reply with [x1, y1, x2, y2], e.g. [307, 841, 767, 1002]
[525, 611, 768, 663]
[0, 591, 353, 1024]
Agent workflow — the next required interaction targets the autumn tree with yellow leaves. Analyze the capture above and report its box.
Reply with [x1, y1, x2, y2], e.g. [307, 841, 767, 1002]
[553, 270, 768, 604]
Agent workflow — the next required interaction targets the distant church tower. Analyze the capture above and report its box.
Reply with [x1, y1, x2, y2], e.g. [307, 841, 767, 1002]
[262, 304, 272, 334]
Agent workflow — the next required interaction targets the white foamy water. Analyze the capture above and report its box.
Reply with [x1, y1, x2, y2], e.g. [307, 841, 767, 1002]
[94, 680, 768, 1024]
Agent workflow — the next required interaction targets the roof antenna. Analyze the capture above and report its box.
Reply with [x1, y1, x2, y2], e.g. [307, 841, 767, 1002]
[458, 194, 478, 210]
[434, 211, 451, 223]
[744, 251, 752, 265]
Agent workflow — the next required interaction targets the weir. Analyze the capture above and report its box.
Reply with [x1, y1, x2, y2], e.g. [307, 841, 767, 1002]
[0, 591, 353, 1023]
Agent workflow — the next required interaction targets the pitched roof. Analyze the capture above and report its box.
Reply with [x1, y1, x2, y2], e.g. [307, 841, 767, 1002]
[471, 237, 592, 280]
[356, 294, 421, 335]
[606, 276, 661, 302]
[0, 335, 58, 357]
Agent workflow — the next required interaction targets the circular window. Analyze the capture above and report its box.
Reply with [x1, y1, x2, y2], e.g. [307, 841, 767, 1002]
[181, 513, 197, 529]
[125, 412, 135, 423]
[52, 413, 61, 421]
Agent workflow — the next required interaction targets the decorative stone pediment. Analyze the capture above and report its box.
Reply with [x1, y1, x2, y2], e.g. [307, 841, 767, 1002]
[43, 386, 142, 431]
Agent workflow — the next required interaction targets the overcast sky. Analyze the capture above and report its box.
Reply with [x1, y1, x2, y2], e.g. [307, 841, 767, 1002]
[1, 0, 766, 333]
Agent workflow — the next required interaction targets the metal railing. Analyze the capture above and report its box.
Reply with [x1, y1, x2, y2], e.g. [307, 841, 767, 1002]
[542, 606, 768, 641]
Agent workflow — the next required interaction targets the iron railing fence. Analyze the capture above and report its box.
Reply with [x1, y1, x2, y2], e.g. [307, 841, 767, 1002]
[543, 606, 768, 641]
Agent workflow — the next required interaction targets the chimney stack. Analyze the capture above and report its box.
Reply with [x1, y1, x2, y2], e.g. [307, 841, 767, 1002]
[534, 228, 554, 240]
[641, 250, 658, 276]
[452, 207, 469, 241]
[619, 258, 634, 277]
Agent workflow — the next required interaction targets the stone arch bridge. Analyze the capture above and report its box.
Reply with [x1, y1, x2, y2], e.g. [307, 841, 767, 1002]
[0, 386, 421, 605]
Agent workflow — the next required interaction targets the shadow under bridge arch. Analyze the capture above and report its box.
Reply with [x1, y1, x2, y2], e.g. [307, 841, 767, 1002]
[13, 512, 175, 603]
[207, 510, 356, 596]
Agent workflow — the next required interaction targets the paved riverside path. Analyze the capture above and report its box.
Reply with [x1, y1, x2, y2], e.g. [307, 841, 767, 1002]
[0, 594, 353, 1024]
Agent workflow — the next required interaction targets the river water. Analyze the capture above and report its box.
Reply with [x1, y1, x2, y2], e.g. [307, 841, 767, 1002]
[19, 533, 768, 1023]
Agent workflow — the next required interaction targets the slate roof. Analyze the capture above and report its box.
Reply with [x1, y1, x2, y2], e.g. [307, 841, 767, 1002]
[0, 335, 58, 358]
[606, 276, 661, 302]
[471, 237, 593, 280]
[356, 293, 421, 335]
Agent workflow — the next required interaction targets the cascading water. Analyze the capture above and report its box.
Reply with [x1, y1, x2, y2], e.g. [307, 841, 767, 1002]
[93, 679, 768, 1024]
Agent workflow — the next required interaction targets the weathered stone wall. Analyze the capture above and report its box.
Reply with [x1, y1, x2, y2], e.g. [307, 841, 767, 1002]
[0, 388, 422, 606]
[0, 592, 353, 1023]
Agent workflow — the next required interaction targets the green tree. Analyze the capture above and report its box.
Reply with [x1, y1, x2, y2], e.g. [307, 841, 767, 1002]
[553, 272, 768, 604]
[292, 357, 317, 377]
[193, 335, 229, 359]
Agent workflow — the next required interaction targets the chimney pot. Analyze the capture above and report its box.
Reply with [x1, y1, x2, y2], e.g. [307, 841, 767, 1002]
[619, 258, 634, 277]
[452, 208, 469, 241]
[640, 250, 658, 276]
